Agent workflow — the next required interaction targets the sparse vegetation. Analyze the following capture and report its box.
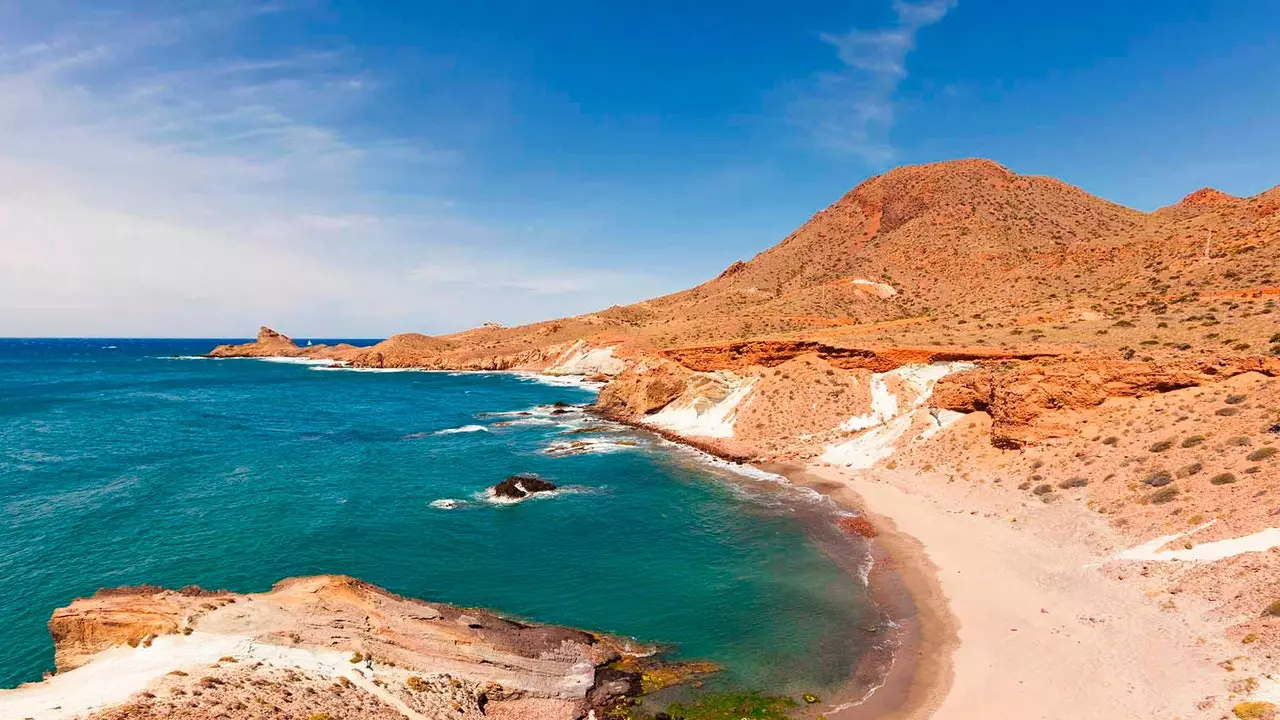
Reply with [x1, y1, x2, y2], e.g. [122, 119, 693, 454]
[1232, 701, 1277, 720]
[1143, 470, 1173, 487]
[1177, 462, 1203, 477]
[349, 651, 364, 664]
[1211, 473, 1238, 485]
[407, 676, 430, 692]
[1149, 439, 1174, 452]
[1059, 477, 1088, 489]
[1247, 447, 1276, 462]
[1149, 486, 1179, 504]
[1181, 435, 1206, 448]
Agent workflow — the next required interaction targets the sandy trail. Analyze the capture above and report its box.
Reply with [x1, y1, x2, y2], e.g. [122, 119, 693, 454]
[0, 632, 429, 720]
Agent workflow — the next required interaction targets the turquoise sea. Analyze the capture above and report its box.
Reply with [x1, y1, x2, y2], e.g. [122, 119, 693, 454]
[0, 339, 876, 694]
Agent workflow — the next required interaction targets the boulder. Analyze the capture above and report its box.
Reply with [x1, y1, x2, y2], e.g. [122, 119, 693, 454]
[492, 474, 558, 499]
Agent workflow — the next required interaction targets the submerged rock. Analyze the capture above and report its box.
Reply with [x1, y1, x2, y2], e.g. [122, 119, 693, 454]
[492, 473, 558, 499]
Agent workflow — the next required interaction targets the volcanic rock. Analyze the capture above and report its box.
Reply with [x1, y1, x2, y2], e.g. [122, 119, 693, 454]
[492, 474, 558, 499]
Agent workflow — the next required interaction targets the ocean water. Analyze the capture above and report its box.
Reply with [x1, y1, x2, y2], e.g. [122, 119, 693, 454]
[0, 339, 875, 693]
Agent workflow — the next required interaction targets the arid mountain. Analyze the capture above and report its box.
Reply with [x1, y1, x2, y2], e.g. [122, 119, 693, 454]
[403, 158, 1279, 361]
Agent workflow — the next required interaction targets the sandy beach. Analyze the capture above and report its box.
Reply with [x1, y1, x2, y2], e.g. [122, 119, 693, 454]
[785, 463, 1239, 720]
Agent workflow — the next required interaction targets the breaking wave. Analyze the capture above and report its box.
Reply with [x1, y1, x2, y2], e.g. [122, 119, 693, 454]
[435, 424, 489, 435]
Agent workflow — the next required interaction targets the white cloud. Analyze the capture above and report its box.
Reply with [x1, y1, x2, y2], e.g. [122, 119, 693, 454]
[0, 3, 662, 337]
[794, 0, 957, 161]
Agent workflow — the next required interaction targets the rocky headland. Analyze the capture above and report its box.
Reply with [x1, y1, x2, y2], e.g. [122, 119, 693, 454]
[0, 575, 693, 720]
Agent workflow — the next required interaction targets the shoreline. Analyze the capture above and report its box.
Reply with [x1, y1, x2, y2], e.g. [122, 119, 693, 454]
[762, 463, 956, 720]
[593, 404, 942, 718]
[782, 464, 1235, 720]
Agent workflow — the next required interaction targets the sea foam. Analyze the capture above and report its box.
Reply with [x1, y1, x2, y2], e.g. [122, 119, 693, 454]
[435, 425, 489, 435]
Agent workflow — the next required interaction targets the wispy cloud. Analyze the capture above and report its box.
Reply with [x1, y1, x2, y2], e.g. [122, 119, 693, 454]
[793, 0, 957, 162]
[0, 3, 662, 337]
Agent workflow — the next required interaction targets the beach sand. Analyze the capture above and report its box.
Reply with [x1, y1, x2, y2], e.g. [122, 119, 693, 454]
[784, 463, 1236, 720]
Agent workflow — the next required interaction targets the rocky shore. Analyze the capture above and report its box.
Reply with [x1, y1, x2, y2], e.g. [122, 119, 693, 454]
[0, 575, 691, 720]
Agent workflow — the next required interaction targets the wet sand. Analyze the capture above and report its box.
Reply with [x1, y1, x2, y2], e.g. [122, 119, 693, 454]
[762, 463, 956, 720]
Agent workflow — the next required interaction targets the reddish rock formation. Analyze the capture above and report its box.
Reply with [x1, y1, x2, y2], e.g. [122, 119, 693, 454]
[660, 340, 1055, 374]
[594, 360, 692, 417]
[50, 586, 234, 671]
[836, 515, 878, 538]
[932, 355, 1280, 447]
[206, 326, 304, 358]
[25, 575, 668, 720]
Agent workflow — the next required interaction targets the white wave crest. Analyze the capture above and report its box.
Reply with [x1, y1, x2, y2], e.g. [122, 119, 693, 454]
[430, 498, 464, 510]
[256, 356, 342, 366]
[543, 438, 641, 456]
[657, 439, 833, 507]
[435, 424, 489, 435]
[511, 371, 605, 390]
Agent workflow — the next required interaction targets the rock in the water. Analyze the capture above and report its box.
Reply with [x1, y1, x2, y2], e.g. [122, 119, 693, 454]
[586, 667, 643, 708]
[492, 474, 558, 499]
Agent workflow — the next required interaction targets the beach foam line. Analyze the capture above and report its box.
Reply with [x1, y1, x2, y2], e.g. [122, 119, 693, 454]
[654, 438, 834, 507]
[510, 371, 605, 390]
[308, 366, 419, 373]
[435, 424, 489, 435]
[542, 438, 641, 456]
[256, 357, 342, 366]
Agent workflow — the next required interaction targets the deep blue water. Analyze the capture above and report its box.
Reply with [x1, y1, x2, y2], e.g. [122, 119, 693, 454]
[0, 339, 873, 692]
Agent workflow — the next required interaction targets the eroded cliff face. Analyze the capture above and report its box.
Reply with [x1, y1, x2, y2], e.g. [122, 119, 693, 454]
[658, 340, 1052, 374]
[11, 575, 665, 720]
[932, 355, 1280, 447]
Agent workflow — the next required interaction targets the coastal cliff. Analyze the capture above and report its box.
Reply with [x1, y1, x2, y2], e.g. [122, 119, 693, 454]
[5, 575, 667, 720]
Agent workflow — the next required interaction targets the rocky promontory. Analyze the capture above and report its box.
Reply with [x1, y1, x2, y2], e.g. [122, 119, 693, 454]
[1, 575, 667, 720]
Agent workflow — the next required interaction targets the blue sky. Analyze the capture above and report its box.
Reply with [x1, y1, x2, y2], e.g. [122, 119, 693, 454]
[1, 1, 1277, 336]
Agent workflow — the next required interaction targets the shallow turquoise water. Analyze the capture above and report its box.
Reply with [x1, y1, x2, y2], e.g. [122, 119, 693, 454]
[0, 339, 873, 692]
